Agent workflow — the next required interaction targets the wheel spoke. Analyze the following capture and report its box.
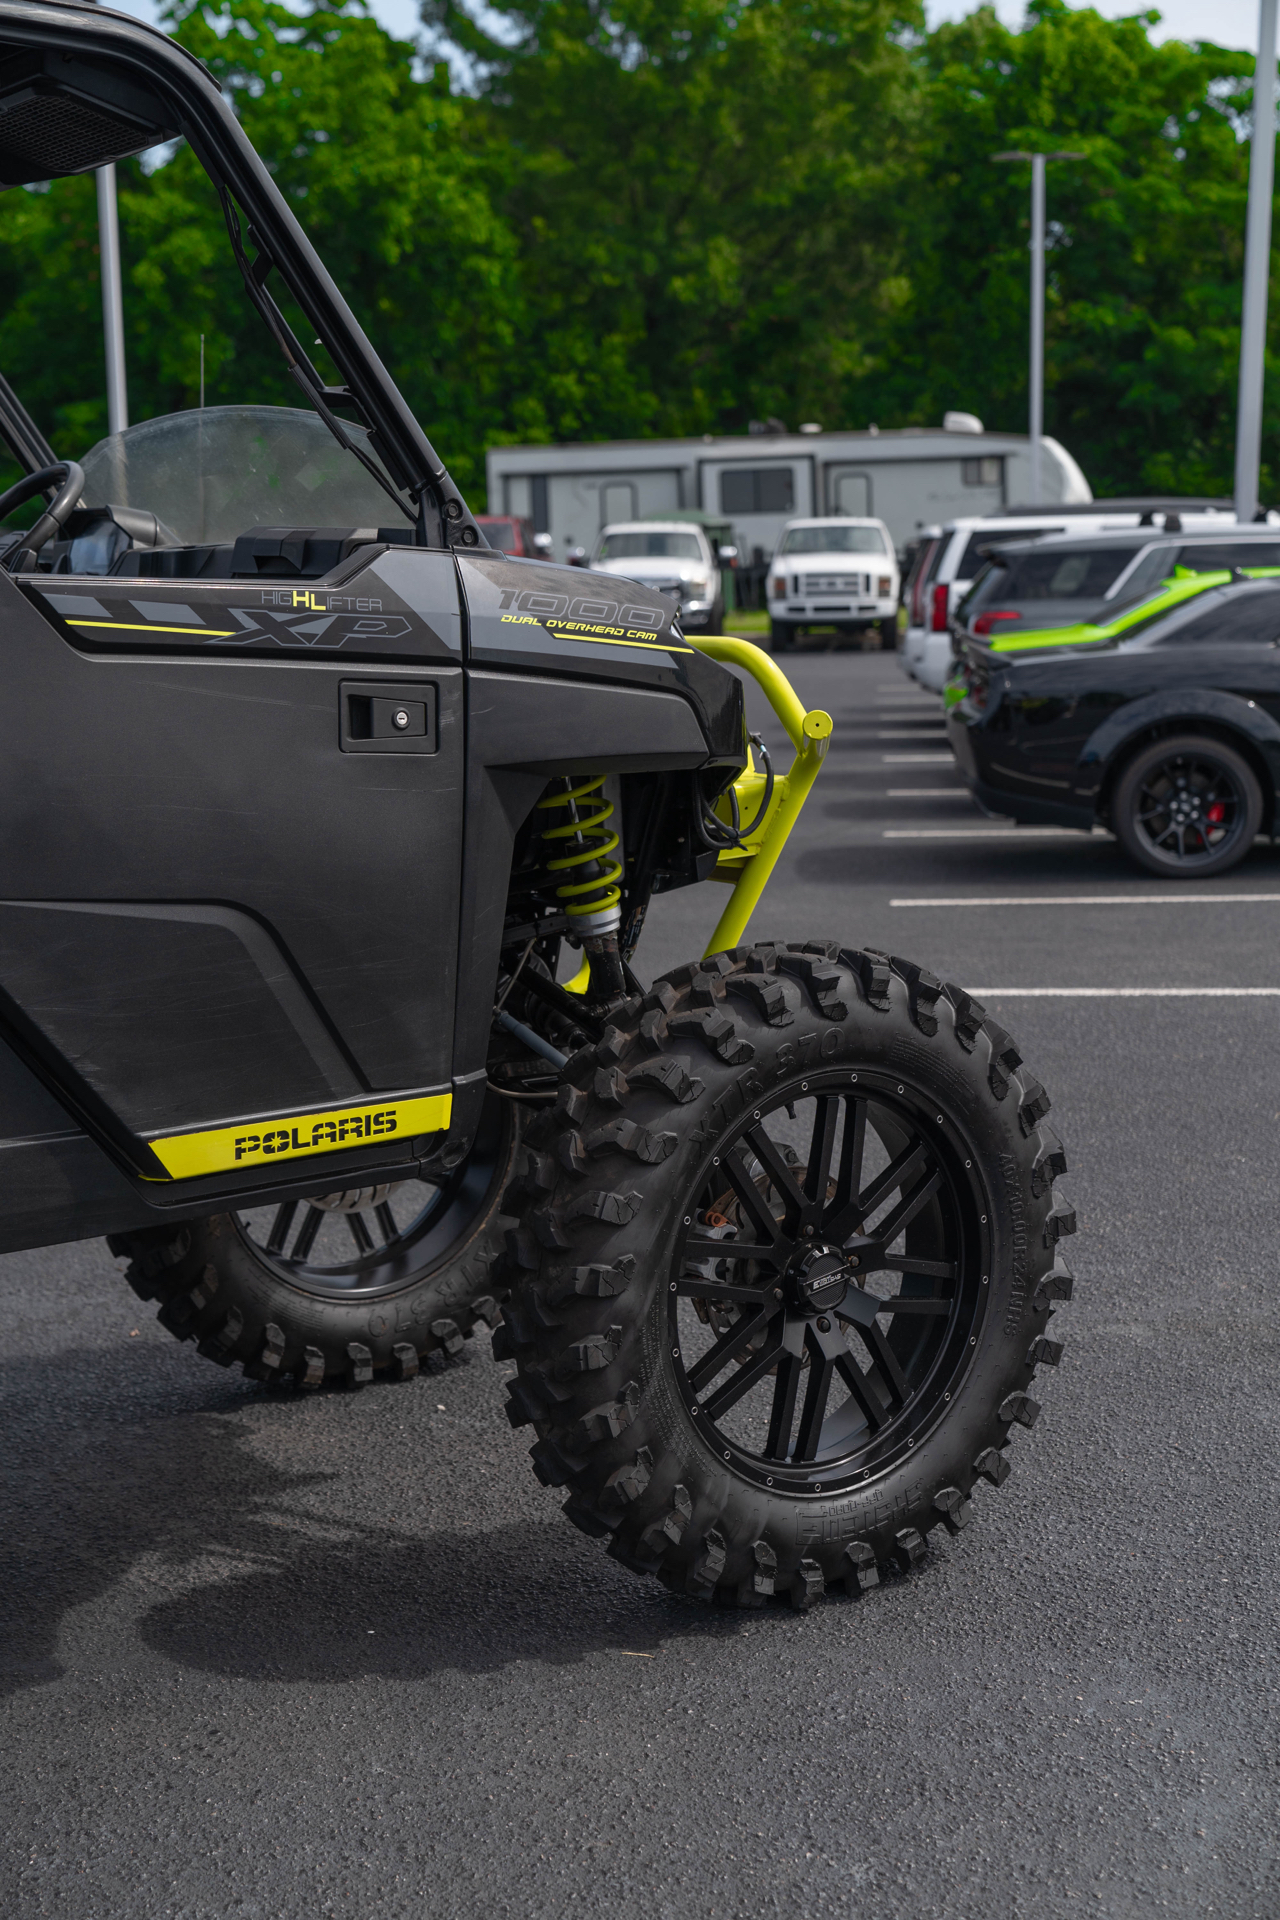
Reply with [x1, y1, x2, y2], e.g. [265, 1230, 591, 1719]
[347, 1212, 375, 1254]
[686, 1303, 778, 1393]
[831, 1096, 867, 1225]
[684, 1233, 778, 1267]
[701, 1340, 788, 1422]
[291, 1205, 324, 1262]
[742, 1126, 807, 1218]
[834, 1348, 889, 1430]
[765, 1352, 804, 1459]
[674, 1277, 771, 1305]
[828, 1138, 927, 1245]
[374, 1201, 398, 1244]
[720, 1148, 787, 1245]
[792, 1333, 836, 1461]
[852, 1320, 910, 1407]
[874, 1296, 952, 1316]
[265, 1202, 296, 1255]
[803, 1096, 840, 1208]
[872, 1165, 942, 1248]
[859, 1139, 929, 1221]
[878, 1255, 955, 1280]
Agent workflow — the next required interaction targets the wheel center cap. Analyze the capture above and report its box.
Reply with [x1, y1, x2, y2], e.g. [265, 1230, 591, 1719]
[785, 1244, 848, 1313]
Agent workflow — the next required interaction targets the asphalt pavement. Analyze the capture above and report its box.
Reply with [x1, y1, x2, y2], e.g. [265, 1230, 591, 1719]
[3, 646, 1279, 1918]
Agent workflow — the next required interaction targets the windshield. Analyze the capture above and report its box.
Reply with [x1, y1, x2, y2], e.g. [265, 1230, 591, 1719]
[78, 406, 411, 546]
[988, 544, 1142, 602]
[780, 524, 887, 555]
[598, 531, 702, 560]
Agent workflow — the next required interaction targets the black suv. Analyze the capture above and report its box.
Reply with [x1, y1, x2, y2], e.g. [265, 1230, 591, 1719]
[956, 526, 1280, 645]
[946, 575, 1280, 877]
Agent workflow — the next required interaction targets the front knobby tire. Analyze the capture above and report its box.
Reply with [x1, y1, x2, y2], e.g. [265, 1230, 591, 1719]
[111, 1095, 521, 1388]
[495, 944, 1075, 1607]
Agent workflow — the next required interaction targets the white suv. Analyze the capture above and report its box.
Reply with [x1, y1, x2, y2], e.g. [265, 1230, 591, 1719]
[767, 517, 899, 652]
[590, 521, 723, 632]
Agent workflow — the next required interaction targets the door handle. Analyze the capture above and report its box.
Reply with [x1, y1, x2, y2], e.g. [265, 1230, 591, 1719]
[340, 681, 438, 754]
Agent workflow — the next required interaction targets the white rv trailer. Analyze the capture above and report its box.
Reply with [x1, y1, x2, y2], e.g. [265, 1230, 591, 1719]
[484, 421, 1091, 562]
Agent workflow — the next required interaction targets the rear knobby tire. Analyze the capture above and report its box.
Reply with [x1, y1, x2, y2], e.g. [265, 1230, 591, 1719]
[110, 1096, 521, 1387]
[495, 943, 1075, 1606]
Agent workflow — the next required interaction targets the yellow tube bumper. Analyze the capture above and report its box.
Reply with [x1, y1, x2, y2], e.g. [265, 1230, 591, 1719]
[687, 636, 833, 958]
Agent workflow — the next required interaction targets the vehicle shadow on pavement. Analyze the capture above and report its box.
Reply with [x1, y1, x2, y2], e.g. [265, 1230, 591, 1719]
[0, 1343, 770, 1701]
[135, 1516, 755, 1686]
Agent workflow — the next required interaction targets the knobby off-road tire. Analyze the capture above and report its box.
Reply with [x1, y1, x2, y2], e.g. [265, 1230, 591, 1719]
[495, 943, 1075, 1607]
[110, 1096, 521, 1388]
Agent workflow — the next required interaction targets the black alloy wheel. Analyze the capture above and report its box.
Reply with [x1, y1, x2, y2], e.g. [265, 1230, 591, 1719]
[496, 943, 1075, 1607]
[111, 1094, 520, 1386]
[1114, 733, 1263, 878]
[671, 1077, 982, 1491]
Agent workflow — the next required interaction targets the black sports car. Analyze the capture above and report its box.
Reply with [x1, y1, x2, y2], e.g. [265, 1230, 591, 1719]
[945, 576, 1280, 877]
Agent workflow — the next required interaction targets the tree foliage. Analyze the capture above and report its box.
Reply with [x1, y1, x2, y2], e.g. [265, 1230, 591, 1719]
[0, 0, 1269, 499]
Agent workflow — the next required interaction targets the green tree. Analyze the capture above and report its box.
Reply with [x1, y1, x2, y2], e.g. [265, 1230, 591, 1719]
[425, 0, 925, 442]
[851, 0, 1259, 497]
[0, 0, 524, 492]
[0, 0, 1273, 504]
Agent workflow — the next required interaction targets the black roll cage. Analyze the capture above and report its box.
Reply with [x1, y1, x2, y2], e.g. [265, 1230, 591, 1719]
[0, 0, 484, 550]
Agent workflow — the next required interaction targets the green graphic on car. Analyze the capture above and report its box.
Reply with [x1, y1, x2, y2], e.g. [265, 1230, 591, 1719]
[944, 564, 1280, 709]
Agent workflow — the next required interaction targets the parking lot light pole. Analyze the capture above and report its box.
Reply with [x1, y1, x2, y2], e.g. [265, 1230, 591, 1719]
[993, 149, 1085, 505]
[1234, 0, 1279, 524]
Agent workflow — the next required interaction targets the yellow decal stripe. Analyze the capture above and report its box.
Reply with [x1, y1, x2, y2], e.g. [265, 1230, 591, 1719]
[500, 613, 693, 653]
[69, 618, 240, 637]
[564, 633, 695, 654]
[150, 1093, 452, 1180]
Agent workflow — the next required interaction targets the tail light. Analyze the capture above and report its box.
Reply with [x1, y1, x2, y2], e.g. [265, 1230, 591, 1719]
[770, 575, 785, 598]
[930, 583, 949, 632]
[878, 575, 892, 596]
[973, 609, 1019, 638]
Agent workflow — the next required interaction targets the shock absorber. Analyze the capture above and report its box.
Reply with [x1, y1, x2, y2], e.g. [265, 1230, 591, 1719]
[535, 775, 626, 1000]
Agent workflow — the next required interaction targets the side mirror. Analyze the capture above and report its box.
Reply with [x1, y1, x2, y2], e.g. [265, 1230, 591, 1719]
[719, 545, 739, 563]
[532, 531, 553, 554]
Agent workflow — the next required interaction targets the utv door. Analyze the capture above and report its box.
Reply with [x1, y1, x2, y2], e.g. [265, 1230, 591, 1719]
[0, 544, 463, 1195]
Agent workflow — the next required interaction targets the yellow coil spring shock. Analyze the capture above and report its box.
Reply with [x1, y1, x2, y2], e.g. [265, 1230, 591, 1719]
[535, 775, 623, 934]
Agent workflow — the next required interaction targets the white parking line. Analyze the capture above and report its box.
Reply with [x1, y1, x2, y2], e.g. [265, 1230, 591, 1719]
[883, 828, 1086, 840]
[886, 788, 968, 797]
[968, 987, 1280, 996]
[891, 892, 1280, 907]
[881, 753, 954, 764]
[874, 729, 947, 739]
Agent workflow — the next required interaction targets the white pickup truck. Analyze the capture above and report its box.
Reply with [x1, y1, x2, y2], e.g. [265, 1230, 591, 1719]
[590, 520, 724, 632]
[767, 516, 899, 652]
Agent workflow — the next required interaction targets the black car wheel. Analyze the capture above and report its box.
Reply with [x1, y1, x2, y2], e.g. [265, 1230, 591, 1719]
[769, 619, 795, 652]
[878, 618, 898, 652]
[110, 1094, 520, 1386]
[1114, 733, 1262, 878]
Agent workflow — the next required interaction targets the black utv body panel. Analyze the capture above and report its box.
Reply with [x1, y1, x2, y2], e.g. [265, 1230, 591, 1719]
[0, 0, 746, 1253]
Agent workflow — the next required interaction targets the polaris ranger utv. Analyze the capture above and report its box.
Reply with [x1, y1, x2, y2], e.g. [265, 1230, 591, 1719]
[0, 0, 1074, 1607]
